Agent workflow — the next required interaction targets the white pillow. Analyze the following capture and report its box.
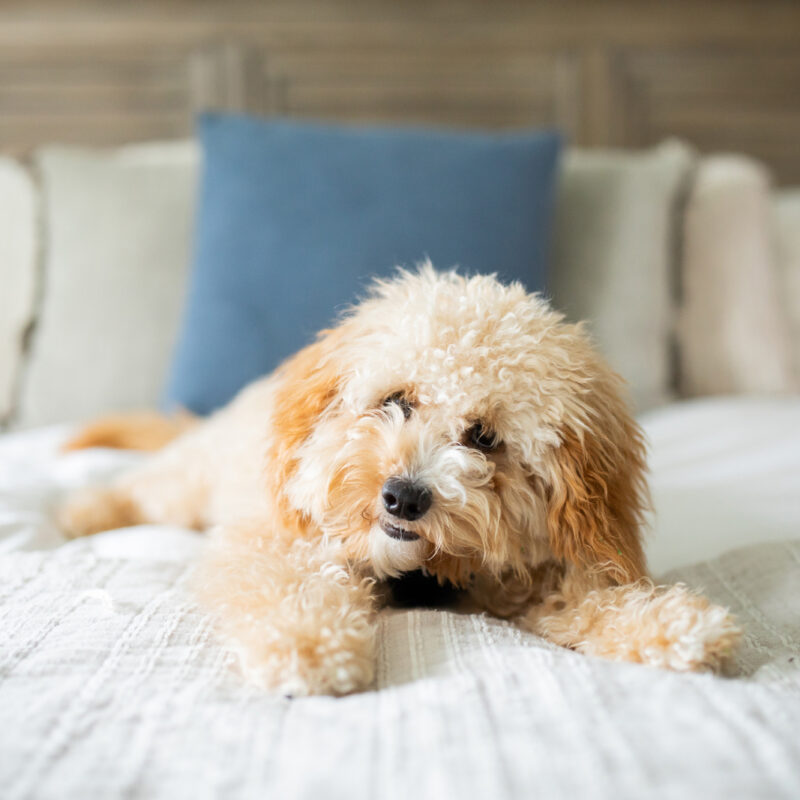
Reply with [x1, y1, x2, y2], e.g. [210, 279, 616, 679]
[774, 189, 800, 384]
[16, 142, 199, 428]
[0, 159, 37, 426]
[677, 155, 795, 397]
[551, 141, 694, 411]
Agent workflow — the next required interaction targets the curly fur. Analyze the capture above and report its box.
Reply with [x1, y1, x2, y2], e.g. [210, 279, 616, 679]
[60, 266, 740, 694]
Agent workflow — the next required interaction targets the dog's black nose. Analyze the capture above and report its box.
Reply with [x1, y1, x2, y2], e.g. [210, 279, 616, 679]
[381, 477, 432, 521]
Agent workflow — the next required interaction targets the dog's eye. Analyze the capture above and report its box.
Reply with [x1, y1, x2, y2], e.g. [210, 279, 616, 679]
[467, 423, 499, 451]
[383, 392, 413, 420]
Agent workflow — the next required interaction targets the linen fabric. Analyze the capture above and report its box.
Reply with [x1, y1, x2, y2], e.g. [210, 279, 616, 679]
[677, 155, 794, 397]
[551, 141, 694, 411]
[16, 142, 198, 427]
[2, 397, 800, 798]
[0, 158, 37, 426]
[0, 540, 798, 800]
[774, 189, 800, 383]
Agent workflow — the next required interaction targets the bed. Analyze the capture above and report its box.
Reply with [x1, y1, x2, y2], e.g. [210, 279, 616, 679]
[1, 396, 799, 799]
[2, 10, 800, 790]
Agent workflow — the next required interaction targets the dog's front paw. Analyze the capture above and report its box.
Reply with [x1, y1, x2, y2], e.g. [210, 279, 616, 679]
[195, 526, 378, 695]
[589, 583, 741, 673]
[530, 581, 742, 674]
[232, 624, 376, 696]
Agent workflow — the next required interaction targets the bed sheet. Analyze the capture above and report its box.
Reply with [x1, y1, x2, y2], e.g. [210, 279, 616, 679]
[1, 398, 799, 800]
[641, 396, 800, 572]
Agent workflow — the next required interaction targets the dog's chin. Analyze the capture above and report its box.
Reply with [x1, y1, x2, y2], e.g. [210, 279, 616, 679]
[368, 520, 428, 579]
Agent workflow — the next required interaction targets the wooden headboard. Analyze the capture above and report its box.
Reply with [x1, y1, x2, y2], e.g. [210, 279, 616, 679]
[2, 0, 799, 182]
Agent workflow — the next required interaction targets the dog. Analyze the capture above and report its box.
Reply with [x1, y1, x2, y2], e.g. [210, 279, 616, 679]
[60, 266, 740, 695]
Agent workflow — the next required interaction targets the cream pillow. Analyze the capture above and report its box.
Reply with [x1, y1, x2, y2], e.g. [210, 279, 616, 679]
[16, 142, 198, 428]
[774, 190, 800, 383]
[0, 158, 37, 426]
[678, 156, 794, 397]
[551, 141, 694, 411]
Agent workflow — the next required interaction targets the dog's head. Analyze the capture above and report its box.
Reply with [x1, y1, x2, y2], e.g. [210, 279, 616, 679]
[267, 267, 648, 587]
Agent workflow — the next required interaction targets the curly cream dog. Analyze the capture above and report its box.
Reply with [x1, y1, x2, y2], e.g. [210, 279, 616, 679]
[61, 267, 740, 695]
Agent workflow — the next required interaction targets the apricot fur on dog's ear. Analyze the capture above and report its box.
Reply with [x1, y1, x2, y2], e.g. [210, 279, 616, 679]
[546, 380, 649, 585]
[265, 327, 349, 532]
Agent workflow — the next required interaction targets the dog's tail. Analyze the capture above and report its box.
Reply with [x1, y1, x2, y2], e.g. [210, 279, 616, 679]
[62, 410, 198, 453]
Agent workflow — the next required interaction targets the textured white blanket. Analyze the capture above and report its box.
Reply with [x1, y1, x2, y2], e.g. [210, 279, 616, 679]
[1, 399, 800, 799]
[1, 541, 799, 800]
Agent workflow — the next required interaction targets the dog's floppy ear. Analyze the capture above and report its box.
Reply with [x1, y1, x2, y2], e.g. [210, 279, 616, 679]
[545, 374, 649, 585]
[266, 325, 350, 531]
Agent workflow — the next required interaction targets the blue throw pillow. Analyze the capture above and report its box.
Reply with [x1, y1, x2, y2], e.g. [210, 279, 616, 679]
[165, 113, 561, 414]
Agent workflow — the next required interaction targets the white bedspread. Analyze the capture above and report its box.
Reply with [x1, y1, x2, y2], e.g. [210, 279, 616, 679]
[1, 397, 799, 799]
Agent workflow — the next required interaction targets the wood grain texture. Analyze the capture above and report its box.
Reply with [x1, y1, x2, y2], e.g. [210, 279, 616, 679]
[0, 0, 798, 182]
